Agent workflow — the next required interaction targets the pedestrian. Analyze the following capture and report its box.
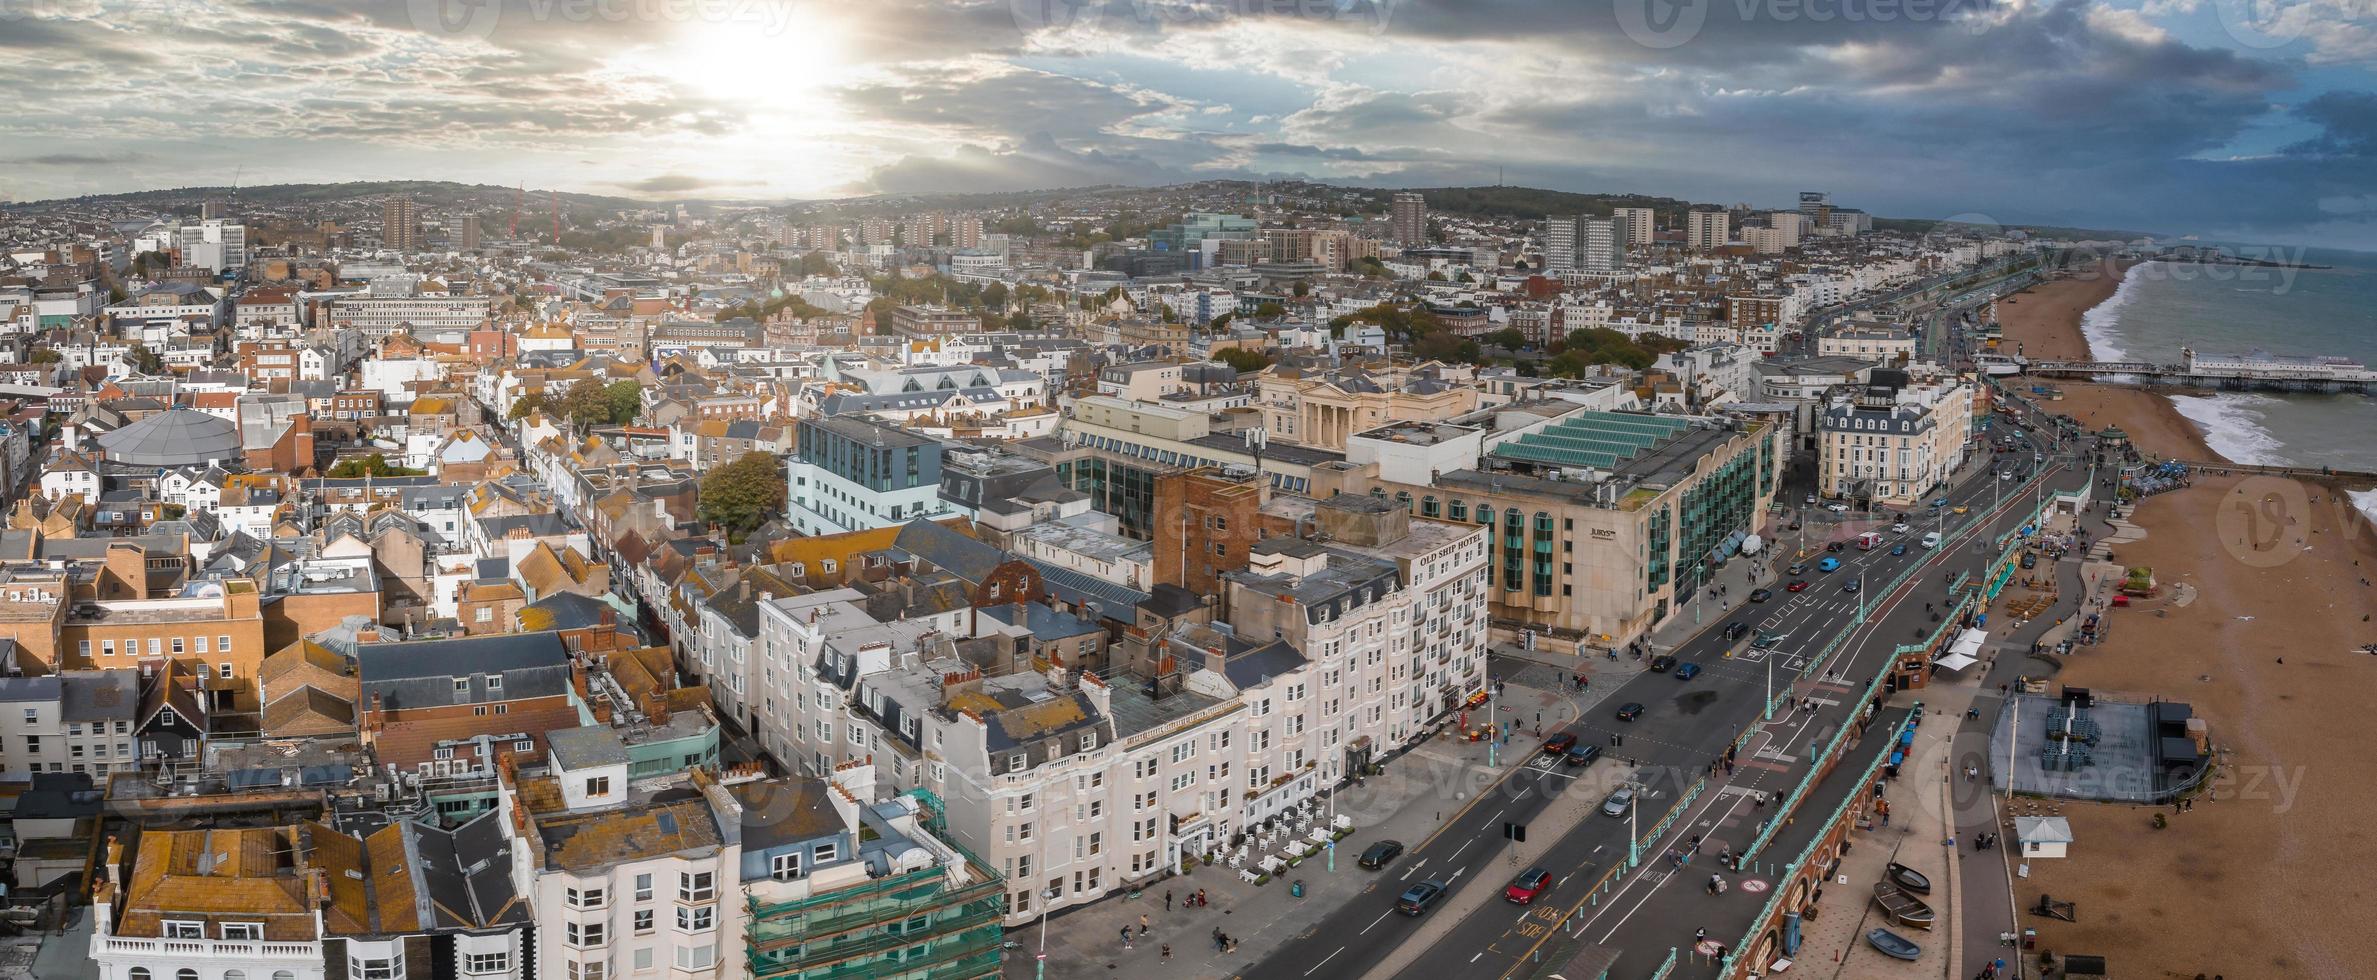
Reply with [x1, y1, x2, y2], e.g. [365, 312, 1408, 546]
[1196, 888, 1207, 907]
[1161, 944, 1172, 961]
[1695, 927, 1707, 944]
[1122, 926, 1133, 947]
[1966, 765, 1978, 782]
[1139, 913, 1150, 937]
[1165, 890, 1173, 912]
[1212, 928, 1224, 951]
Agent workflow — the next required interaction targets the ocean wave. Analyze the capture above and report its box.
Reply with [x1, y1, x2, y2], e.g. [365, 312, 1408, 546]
[2167, 392, 2289, 466]
[2079, 261, 2154, 363]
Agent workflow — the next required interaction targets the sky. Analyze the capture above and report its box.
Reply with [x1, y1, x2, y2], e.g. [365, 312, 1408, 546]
[3, 0, 2375, 247]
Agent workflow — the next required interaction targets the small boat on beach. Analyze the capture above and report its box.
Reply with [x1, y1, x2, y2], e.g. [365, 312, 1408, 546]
[1867, 928, 1923, 961]
[1871, 882, 1936, 930]
[1886, 862, 1932, 894]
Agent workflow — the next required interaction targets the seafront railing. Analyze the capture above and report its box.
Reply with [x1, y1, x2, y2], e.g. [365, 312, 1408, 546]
[1722, 713, 1914, 977]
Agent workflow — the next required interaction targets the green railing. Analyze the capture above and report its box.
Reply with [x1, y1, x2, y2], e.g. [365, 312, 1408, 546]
[1629, 776, 1707, 869]
[1721, 715, 1911, 976]
[1646, 945, 1681, 980]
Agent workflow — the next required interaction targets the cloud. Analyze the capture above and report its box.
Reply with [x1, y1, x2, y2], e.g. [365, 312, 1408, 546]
[860, 132, 1185, 194]
[610, 174, 750, 195]
[5, 152, 148, 167]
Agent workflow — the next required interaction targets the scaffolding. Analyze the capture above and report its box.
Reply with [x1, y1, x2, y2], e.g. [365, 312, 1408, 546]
[745, 862, 1007, 980]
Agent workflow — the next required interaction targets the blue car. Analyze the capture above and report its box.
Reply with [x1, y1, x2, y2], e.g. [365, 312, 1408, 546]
[1674, 662, 1703, 680]
[1816, 557, 1841, 572]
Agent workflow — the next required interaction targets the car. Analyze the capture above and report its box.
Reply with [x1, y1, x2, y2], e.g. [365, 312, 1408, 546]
[1842, 579, 1862, 594]
[2020, 552, 2037, 569]
[1787, 562, 1808, 575]
[1922, 531, 1944, 548]
[1541, 732, 1579, 755]
[1890, 522, 1910, 534]
[1816, 557, 1841, 572]
[1787, 520, 1802, 530]
[1891, 543, 1908, 556]
[1952, 505, 1970, 515]
[1649, 655, 1678, 672]
[1357, 840, 1405, 870]
[1601, 787, 1638, 817]
[1505, 867, 1554, 904]
[1755, 630, 1788, 647]
[1396, 880, 1448, 916]
[1563, 743, 1601, 767]
[1805, 494, 1817, 504]
[1826, 503, 1850, 513]
[1721, 621, 1748, 641]
[2001, 471, 2015, 481]
[1786, 579, 1811, 592]
[1748, 588, 1773, 603]
[1674, 662, 1703, 680]
[1931, 497, 1949, 508]
[1826, 540, 1846, 553]
[1614, 702, 1644, 721]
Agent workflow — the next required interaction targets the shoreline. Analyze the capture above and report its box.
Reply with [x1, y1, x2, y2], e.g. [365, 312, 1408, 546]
[1993, 256, 2377, 975]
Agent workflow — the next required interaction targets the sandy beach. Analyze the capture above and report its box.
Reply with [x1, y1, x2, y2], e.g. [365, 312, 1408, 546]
[1989, 260, 2377, 977]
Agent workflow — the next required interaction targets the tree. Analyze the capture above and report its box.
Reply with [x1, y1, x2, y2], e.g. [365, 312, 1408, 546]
[1006, 310, 1034, 332]
[1291, 280, 1310, 298]
[1207, 312, 1235, 331]
[1484, 327, 1529, 351]
[1413, 330, 1482, 366]
[1212, 347, 1272, 374]
[1253, 301, 1287, 319]
[603, 380, 643, 425]
[508, 391, 551, 421]
[559, 379, 613, 431]
[795, 251, 839, 277]
[126, 342, 163, 374]
[980, 282, 1009, 311]
[27, 348, 62, 364]
[699, 451, 787, 537]
[327, 453, 426, 478]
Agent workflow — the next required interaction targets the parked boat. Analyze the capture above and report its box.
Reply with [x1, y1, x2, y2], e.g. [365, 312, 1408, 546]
[1871, 882, 1936, 930]
[1867, 928, 1923, 961]
[1886, 862, 1932, 894]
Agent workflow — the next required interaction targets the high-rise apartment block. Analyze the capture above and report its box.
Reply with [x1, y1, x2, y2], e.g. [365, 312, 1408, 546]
[1687, 208, 1730, 250]
[382, 195, 424, 251]
[1612, 206, 1657, 246]
[1389, 192, 1427, 243]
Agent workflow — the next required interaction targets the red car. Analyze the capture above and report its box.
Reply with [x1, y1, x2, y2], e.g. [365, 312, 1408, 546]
[1786, 580, 1811, 592]
[1541, 733, 1578, 756]
[1505, 867, 1553, 904]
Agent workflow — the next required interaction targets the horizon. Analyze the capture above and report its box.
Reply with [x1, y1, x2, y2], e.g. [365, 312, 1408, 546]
[2, 2, 2374, 249]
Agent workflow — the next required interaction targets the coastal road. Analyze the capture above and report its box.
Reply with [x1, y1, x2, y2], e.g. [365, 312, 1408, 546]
[1246, 416, 2092, 980]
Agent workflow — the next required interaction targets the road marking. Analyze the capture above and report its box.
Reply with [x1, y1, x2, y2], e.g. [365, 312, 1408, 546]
[1451, 840, 1474, 861]
[1304, 947, 1342, 975]
[1557, 874, 1573, 888]
[1484, 808, 1505, 827]
[1470, 952, 1485, 963]
[1360, 912, 1389, 935]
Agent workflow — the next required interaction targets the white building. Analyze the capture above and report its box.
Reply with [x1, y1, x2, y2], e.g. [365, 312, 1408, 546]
[1818, 372, 1974, 506]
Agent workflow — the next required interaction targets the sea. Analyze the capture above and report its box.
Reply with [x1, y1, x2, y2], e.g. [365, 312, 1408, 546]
[2074, 245, 2377, 523]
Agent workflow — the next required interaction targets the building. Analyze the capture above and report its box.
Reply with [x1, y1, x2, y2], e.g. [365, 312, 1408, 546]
[1540, 216, 1576, 275]
[1612, 206, 1657, 247]
[384, 195, 424, 251]
[91, 827, 333, 980]
[1256, 366, 1480, 451]
[1817, 324, 1917, 362]
[1389, 192, 1427, 244]
[327, 294, 495, 339]
[1687, 208, 1730, 250]
[174, 219, 247, 272]
[888, 305, 983, 339]
[1576, 216, 1625, 272]
[788, 415, 951, 535]
[1816, 370, 1973, 507]
[461, 213, 483, 250]
[1314, 406, 1783, 652]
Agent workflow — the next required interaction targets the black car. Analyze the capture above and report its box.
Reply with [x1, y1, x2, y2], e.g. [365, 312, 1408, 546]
[1649, 655, 1678, 672]
[1357, 840, 1404, 870]
[1615, 702, 1645, 721]
[1721, 622, 1747, 641]
[1397, 881, 1448, 915]
[1562, 743, 1601, 766]
[1748, 588, 1773, 603]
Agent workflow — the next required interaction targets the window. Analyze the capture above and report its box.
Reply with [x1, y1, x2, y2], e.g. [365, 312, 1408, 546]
[454, 677, 471, 695]
[161, 920, 203, 939]
[632, 909, 654, 934]
[219, 634, 231, 653]
[567, 886, 606, 909]
[486, 674, 502, 691]
[178, 971, 198, 980]
[566, 963, 607, 980]
[462, 952, 511, 975]
[171, 637, 184, 655]
[147, 638, 161, 656]
[634, 873, 653, 901]
[221, 922, 263, 940]
[676, 904, 714, 931]
[673, 945, 716, 971]
[585, 776, 610, 796]
[195, 635, 209, 654]
[129, 970, 151, 980]
[514, 739, 534, 753]
[565, 921, 606, 946]
[680, 871, 715, 902]
[771, 852, 803, 881]
[347, 957, 401, 980]
[814, 842, 838, 863]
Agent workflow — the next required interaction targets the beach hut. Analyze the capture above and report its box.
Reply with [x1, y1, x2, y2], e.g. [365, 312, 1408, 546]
[2016, 816, 2074, 859]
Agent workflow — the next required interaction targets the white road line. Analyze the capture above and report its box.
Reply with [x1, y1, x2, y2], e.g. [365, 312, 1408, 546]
[1451, 839, 1474, 861]
[1361, 912, 1390, 935]
[1305, 947, 1343, 975]
[1485, 808, 1506, 827]
[1470, 952, 1486, 963]
[1557, 874, 1574, 888]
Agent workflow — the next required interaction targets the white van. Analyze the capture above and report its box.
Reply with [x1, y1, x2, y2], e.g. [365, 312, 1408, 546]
[1921, 531, 1943, 549]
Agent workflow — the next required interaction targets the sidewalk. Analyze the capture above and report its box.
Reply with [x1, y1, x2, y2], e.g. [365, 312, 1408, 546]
[1010, 671, 1605, 979]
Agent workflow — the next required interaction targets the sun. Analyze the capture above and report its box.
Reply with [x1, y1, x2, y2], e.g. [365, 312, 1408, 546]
[660, 12, 844, 103]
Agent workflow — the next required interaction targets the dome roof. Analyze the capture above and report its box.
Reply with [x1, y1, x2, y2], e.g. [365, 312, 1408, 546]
[98, 408, 243, 467]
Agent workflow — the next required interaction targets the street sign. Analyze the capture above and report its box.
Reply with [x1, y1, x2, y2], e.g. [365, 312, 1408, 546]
[1504, 822, 1528, 843]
